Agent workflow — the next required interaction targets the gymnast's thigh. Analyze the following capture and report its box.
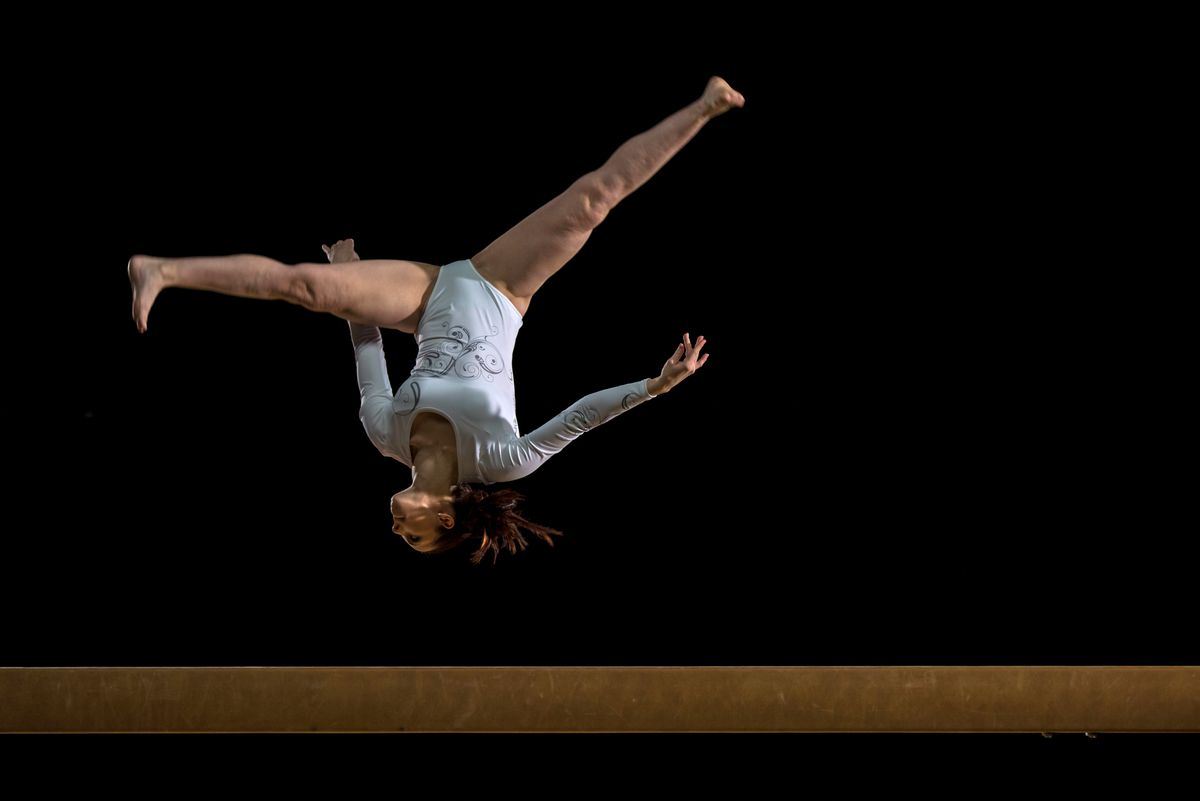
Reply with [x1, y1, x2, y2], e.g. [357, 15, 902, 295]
[309, 259, 440, 333]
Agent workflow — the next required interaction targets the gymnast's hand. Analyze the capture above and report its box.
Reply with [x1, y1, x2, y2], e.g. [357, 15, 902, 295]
[648, 333, 709, 395]
[321, 238, 359, 264]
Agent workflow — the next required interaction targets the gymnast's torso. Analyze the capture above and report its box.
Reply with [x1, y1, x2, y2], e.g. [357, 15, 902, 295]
[392, 258, 526, 482]
[350, 259, 656, 486]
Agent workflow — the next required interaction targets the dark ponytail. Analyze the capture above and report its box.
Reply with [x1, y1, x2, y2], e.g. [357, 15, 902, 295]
[429, 483, 563, 565]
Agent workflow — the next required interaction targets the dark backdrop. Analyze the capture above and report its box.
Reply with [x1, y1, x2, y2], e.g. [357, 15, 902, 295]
[9, 20, 1189, 666]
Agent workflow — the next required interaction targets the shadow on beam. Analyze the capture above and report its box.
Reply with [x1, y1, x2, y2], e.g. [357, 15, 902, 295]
[2, 667, 1198, 733]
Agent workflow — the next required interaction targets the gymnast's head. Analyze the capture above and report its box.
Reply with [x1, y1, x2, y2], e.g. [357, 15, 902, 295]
[392, 483, 563, 565]
[390, 486, 456, 553]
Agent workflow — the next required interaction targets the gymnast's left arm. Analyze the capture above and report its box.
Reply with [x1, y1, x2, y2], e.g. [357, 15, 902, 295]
[324, 239, 395, 455]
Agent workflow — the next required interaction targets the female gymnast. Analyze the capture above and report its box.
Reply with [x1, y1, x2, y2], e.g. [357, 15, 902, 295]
[128, 76, 744, 564]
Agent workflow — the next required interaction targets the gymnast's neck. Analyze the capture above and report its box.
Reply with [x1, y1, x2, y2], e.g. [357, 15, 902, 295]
[409, 440, 459, 496]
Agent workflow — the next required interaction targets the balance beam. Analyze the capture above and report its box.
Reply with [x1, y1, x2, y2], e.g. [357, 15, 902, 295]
[2, 667, 1197, 733]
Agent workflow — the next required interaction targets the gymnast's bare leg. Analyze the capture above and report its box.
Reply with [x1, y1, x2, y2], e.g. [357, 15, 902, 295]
[128, 253, 440, 334]
[471, 76, 744, 315]
[128, 76, 744, 333]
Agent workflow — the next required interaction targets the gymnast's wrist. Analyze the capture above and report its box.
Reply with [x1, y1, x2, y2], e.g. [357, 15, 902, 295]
[646, 376, 668, 396]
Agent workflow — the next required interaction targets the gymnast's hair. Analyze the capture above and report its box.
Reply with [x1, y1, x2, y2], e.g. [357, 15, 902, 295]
[424, 483, 563, 565]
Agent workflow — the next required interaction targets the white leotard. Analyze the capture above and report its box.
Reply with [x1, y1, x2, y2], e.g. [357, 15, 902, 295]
[349, 258, 656, 484]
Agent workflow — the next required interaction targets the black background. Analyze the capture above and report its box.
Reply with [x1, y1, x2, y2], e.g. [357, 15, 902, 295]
[7, 15, 1191, 671]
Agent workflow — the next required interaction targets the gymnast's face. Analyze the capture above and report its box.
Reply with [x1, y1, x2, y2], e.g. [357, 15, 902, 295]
[390, 488, 456, 552]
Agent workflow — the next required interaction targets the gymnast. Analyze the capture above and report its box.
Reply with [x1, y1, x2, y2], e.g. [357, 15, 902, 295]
[128, 76, 744, 564]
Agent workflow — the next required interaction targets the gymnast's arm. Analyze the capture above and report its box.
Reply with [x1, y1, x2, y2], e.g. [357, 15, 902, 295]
[324, 239, 395, 454]
[496, 333, 710, 478]
[497, 377, 660, 479]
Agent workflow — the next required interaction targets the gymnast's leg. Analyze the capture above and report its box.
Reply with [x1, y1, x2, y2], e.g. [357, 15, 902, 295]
[128, 253, 439, 333]
[471, 76, 745, 316]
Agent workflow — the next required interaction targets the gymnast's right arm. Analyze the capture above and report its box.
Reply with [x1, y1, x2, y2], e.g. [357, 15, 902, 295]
[324, 239, 395, 454]
[493, 377, 659, 480]
[490, 333, 710, 479]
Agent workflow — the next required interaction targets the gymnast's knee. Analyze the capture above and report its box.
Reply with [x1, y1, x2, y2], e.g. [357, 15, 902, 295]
[287, 264, 338, 312]
[568, 172, 621, 230]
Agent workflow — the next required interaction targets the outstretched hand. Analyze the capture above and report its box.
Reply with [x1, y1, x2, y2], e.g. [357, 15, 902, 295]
[651, 333, 709, 395]
[322, 238, 359, 264]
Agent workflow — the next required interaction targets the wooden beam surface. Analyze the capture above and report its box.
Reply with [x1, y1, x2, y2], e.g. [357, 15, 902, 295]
[2, 667, 1196, 733]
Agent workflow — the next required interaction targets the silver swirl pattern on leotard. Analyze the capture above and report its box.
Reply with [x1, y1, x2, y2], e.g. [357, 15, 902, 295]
[395, 379, 421, 416]
[562, 404, 601, 434]
[412, 323, 507, 382]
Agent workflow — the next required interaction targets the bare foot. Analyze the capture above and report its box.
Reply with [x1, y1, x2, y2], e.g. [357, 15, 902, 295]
[700, 76, 746, 118]
[128, 255, 165, 334]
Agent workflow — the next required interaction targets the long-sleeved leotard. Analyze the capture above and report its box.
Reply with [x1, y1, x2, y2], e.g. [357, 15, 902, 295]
[350, 259, 656, 484]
